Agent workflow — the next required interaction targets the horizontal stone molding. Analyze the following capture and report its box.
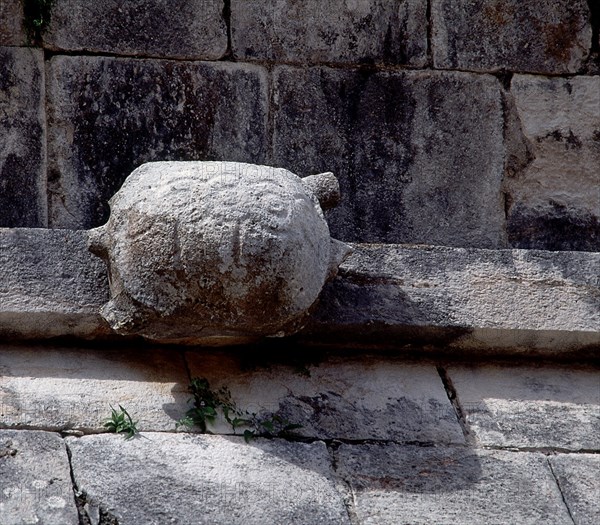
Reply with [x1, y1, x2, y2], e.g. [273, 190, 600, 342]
[1, 228, 598, 356]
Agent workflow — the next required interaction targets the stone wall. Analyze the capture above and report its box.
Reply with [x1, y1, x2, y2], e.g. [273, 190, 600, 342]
[1, 0, 598, 250]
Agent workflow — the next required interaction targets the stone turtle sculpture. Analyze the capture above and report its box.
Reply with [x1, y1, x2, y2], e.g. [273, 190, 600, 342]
[88, 161, 352, 345]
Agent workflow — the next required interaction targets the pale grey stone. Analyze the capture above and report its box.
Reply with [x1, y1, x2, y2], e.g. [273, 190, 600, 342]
[335, 444, 572, 524]
[185, 352, 465, 443]
[67, 433, 350, 525]
[43, 0, 227, 59]
[307, 244, 600, 355]
[0, 47, 46, 227]
[432, 0, 592, 74]
[549, 454, 600, 525]
[0, 430, 79, 525]
[0, 228, 109, 339]
[88, 162, 351, 344]
[232, 0, 427, 66]
[273, 66, 506, 247]
[46, 56, 269, 229]
[0, 0, 25, 46]
[0, 346, 189, 431]
[447, 364, 600, 450]
[506, 75, 600, 251]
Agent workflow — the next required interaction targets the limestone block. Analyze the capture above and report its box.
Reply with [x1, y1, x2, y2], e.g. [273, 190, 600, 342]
[0, 430, 79, 524]
[446, 364, 600, 450]
[46, 56, 269, 229]
[186, 351, 465, 443]
[0, 228, 110, 339]
[232, 0, 427, 66]
[0, 346, 189, 431]
[0, 47, 46, 227]
[549, 454, 600, 525]
[307, 244, 600, 354]
[335, 444, 572, 524]
[273, 67, 506, 247]
[432, 0, 592, 74]
[506, 75, 600, 251]
[67, 433, 350, 524]
[88, 161, 351, 344]
[43, 0, 227, 59]
[0, 0, 25, 46]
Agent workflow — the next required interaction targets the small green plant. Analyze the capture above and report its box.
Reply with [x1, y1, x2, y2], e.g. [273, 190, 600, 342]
[104, 405, 139, 440]
[177, 377, 302, 442]
[24, 0, 55, 42]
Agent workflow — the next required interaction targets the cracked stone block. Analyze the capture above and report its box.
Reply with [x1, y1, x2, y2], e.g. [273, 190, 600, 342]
[46, 56, 268, 228]
[335, 444, 572, 524]
[0, 346, 189, 431]
[446, 364, 600, 450]
[0, 430, 79, 525]
[67, 433, 350, 524]
[0, 0, 25, 46]
[273, 67, 506, 247]
[0, 47, 46, 227]
[186, 352, 465, 444]
[549, 454, 600, 525]
[43, 0, 227, 59]
[431, 0, 592, 74]
[232, 0, 427, 66]
[506, 75, 600, 251]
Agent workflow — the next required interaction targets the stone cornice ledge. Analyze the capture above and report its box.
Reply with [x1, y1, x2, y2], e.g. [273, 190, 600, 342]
[1, 228, 598, 357]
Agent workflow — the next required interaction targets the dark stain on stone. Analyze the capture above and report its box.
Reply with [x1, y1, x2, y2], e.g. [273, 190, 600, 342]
[508, 201, 600, 251]
[0, 440, 17, 459]
[544, 19, 581, 63]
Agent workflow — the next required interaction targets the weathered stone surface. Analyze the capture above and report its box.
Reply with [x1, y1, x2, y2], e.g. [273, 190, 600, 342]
[0, 0, 25, 46]
[0, 346, 189, 431]
[232, 0, 427, 66]
[0, 228, 110, 339]
[46, 56, 268, 229]
[432, 0, 592, 74]
[306, 244, 600, 355]
[549, 454, 600, 525]
[0, 47, 46, 227]
[88, 162, 351, 344]
[335, 444, 572, 524]
[506, 75, 600, 251]
[67, 433, 350, 524]
[1, 229, 599, 356]
[0, 430, 78, 524]
[43, 0, 226, 59]
[273, 67, 506, 247]
[447, 364, 600, 450]
[186, 351, 465, 443]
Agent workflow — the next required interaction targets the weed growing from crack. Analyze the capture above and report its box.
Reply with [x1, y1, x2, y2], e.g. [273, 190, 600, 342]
[177, 377, 302, 442]
[104, 405, 139, 440]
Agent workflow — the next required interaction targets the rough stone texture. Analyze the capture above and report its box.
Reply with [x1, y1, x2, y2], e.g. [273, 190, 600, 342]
[431, 0, 592, 74]
[0, 0, 25, 46]
[0, 430, 79, 524]
[88, 162, 351, 344]
[186, 351, 465, 443]
[549, 454, 600, 525]
[447, 364, 600, 450]
[43, 0, 226, 59]
[307, 244, 600, 355]
[273, 66, 506, 247]
[232, 0, 427, 66]
[0, 47, 46, 227]
[67, 433, 350, 524]
[46, 56, 268, 229]
[336, 444, 572, 524]
[0, 228, 110, 339]
[0, 346, 189, 431]
[1, 231, 599, 356]
[506, 75, 600, 251]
